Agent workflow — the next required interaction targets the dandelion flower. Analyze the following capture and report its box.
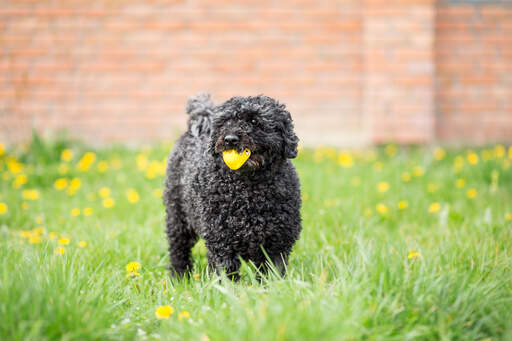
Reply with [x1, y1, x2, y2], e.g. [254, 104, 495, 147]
[0, 143, 4, 156]
[373, 162, 383, 171]
[71, 208, 80, 217]
[78, 241, 87, 248]
[494, 145, 505, 158]
[32, 227, 45, 235]
[456, 178, 465, 188]
[155, 305, 174, 320]
[77, 152, 96, 171]
[103, 197, 115, 208]
[0, 202, 7, 215]
[22, 189, 39, 200]
[376, 203, 388, 215]
[398, 201, 408, 210]
[433, 147, 446, 161]
[412, 166, 424, 177]
[337, 152, 353, 168]
[99, 187, 111, 198]
[97, 161, 109, 172]
[467, 188, 477, 199]
[58, 237, 70, 245]
[67, 178, 82, 195]
[126, 189, 140, 204]
[428, 202, 441, 213]
[61, 149, 73, 162]
[408, 251, 420, 259]
[467, 152, 479, 165]
[12, 174, 27, 189]
[20, 231, 32, 238]
[178, 311, 191, 321]
[401, 172, 411, 182]
[193, 273, 200, 280]
[55, 247, 66, 255]
[126, 261, 141, 273]
[377, 181, 390, 193]
[29, 235, 41, 244]
[152, 189, 163, 198]
[83, 207, 93, 216]
[505, 213, 512, 221]
[54, 178, 68, 190]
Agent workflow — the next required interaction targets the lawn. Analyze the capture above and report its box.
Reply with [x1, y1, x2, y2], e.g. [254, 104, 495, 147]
[1, 136, 511, 340]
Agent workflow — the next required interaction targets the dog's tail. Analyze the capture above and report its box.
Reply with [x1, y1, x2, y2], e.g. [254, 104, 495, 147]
[186, 93, 214, 137]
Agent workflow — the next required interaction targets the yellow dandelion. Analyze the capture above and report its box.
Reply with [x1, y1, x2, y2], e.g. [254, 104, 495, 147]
[505, 213, 512, 221]
[337, 152, 353, 168]
[67, 178, 81, 195]
[398, 201, 408, 210]
[0, 143, 4, 156]
[12, 174, 28, 189]
[401, 172, 411, 182]
[0, 202, 7, 215]
[83, 207, 93, 216]
[385, 144, 397, 157]
[58, 163, 70, 175]
[494, 145, 505, 158]
[364, 208, 372, 216]
[21, 202, 29, 210]
[376, 203, 388, 215]
[97, 161, 109, 172]
[103, 197, 115, 208]
[99, 187, 111, 198]
[155, 305, 174, 320]
[29, 235, 41, 244]
[126, 261, 141, 273]
[136, 154, 149, 171]
[193, 273, 200, 280]
[178, 311, 191, 321]
[55, 247, 66, 255]
[408, 251, 420, 259]
[61, 149, 73, 162]
[20, 231, 32, 238]
[32, 227, 45, 235]
[433, 147, 446, 161]
[427, 183, 438, 193]
[467, 188, 477, 199]
[373, 162, 383, 171]
[22, 189, 39, 200]
[58, 237, 70, 245]
[456, 178, 465, 188]
[54, 178, 68, 190]
[77, 152, 96, 171]
[6, 157, 24, 174]
[509, 146, 512, 159]
[412, 166, 424, 177]
[110, 158, 123, 170]
[301, 193, 309, 202]
[428, 202, 441, 213]
[467, 152, 479, 165]
[126, 188, 140, 204]
[153, 188, 163, 198]
[78, 241, 87, 248]
[377, 181, 390, 193]
[71, 208, 80, 217]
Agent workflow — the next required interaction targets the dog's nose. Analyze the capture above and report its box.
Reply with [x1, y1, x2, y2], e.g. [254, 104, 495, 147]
[224, 135, 239, 144]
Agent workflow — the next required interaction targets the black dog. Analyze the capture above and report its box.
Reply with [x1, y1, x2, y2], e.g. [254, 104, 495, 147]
[163, 94, 302, 279]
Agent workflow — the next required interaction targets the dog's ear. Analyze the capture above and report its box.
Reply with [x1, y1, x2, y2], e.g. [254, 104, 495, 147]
[280, 110, 299, 159]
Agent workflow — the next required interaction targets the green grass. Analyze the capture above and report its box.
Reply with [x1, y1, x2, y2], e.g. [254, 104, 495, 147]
[1, 138, 511, 340]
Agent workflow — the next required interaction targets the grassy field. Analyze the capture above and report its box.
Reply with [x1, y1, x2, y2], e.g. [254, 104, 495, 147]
[1, 136, 511, 340]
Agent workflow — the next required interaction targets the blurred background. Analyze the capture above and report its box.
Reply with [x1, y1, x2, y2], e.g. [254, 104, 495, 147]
[1, 0, 511, 147]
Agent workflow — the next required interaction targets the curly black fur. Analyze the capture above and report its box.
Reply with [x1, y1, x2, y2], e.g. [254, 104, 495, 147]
[163, 94, 302, 280]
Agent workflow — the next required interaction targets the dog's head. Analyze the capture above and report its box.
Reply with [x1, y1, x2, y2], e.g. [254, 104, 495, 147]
[209, 95, 298, 171]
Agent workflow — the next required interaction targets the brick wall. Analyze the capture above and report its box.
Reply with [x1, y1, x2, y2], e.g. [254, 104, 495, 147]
[0, 0, 511, 146]
[436, 1, 512, 144]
